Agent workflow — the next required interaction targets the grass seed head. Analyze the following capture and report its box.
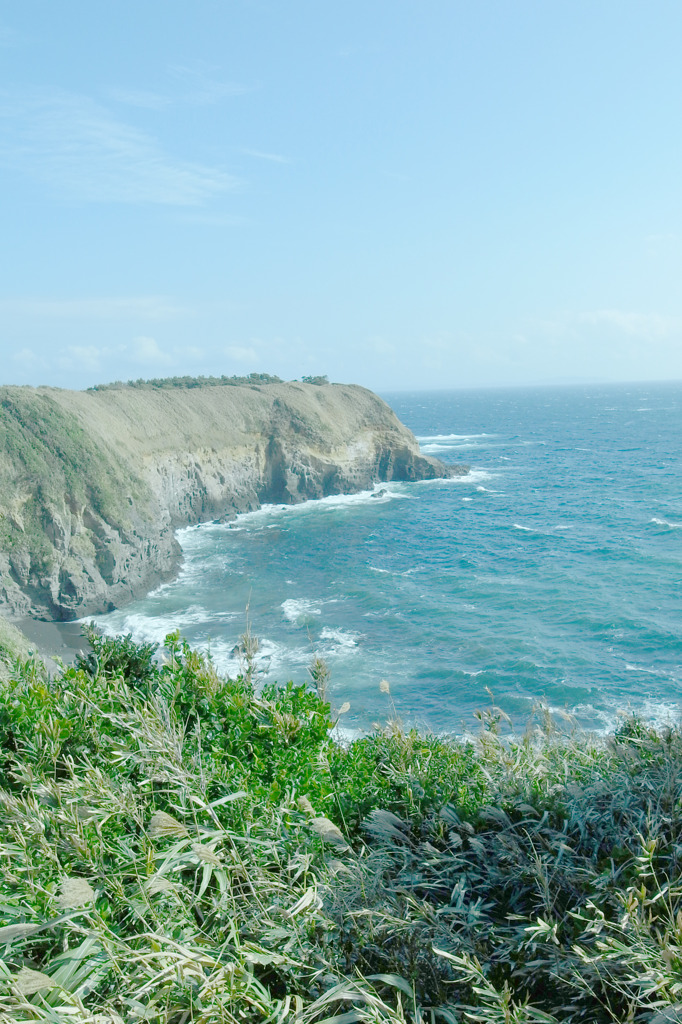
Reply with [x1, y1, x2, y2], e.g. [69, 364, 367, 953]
[56, 876, 95, 909]
[148, 810, 189, 839]
[311, 816, 350, 851]
[297, 795, 315, 815]
[192, 843, 223, 865]
[13, 967, 55, 996]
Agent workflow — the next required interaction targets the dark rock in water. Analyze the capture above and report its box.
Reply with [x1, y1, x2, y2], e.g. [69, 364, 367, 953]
[371, 488, 387, 498]
[0, 381, 465, 620]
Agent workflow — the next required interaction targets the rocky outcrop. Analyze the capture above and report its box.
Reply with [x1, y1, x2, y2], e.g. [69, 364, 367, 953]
[0, 381, 464, 620]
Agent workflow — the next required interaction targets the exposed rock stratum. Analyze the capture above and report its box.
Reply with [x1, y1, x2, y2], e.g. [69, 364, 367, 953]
[0, 382, 463, 620]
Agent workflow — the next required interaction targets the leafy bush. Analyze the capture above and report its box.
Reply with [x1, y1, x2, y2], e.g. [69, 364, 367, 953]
[0, 631, 681, 1023]
[75, 623, 158, 688]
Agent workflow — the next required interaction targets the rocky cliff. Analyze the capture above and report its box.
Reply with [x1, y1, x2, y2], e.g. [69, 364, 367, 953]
[0, 381, 463, 621]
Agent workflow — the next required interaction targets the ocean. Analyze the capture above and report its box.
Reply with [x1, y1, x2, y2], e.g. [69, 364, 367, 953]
[94, 381, 682, 735]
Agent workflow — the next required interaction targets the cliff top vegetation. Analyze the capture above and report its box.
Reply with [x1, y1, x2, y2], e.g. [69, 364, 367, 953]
[0, 627, 680, 1023]
[88, 373, 330, 392]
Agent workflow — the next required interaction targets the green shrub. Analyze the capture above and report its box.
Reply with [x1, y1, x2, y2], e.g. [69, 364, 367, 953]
[0, 631, 681, 1022]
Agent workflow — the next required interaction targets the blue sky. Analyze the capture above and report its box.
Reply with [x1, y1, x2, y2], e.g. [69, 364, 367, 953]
[1, 1, 681, 391]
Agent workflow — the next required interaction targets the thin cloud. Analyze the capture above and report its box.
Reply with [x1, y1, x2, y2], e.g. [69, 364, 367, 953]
[0, 90, 239, 204]
[226, 344, 258, 363]
[129, 335, 171, 365]
[177, 212, 246, 227]
[11, 347, 41, 367]
[0, 295, 186, 319]
[577, 309, 682, 339]
[240, 147, 291, 164]
[168, 63, 250, 105]
[0, 23, 24, 48]
[108, 88, 171, 110]
[57, 345, 107, 371]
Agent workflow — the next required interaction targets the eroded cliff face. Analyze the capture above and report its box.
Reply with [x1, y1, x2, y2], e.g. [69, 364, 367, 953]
[0, 382, 463, 620]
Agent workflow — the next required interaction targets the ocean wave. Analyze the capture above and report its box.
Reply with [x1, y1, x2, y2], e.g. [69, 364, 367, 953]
[421, 443, 459, 454]
[177, 486, 416, 542]
[421, 468, 494, 487]
[206, 636, 285, 679]
[650, 517, 682, 529]
[416, 433, 496, 442]
[421, 442, 490, 454]
[92, 605, 238, 645]
[232, 485, 415, 526]
[281, 598, 322, 624]
[320, 627, 360, 652]
[569, 699, 682, 736]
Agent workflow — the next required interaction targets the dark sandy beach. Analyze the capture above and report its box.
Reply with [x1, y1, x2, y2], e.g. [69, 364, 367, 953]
[16, 618, 87, 666]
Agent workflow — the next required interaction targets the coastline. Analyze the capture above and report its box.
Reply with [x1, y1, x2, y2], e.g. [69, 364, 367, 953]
[10, 473, 472, 669]
[15, 616, 85, 666]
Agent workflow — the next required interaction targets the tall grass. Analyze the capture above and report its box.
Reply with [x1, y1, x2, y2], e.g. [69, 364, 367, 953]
[0, 630, 681, 1022]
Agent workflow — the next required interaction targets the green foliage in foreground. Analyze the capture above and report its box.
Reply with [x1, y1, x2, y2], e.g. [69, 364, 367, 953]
[0, 633, 681, 1022]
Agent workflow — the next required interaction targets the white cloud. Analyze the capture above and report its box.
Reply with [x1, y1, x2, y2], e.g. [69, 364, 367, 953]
[129, 335, 171, 365]
[57, 345, 107, 371]
[225, 344, 259, 363]
[0, 90, 239, 204]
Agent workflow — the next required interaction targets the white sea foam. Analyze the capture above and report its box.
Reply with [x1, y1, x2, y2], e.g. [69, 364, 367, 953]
[421, 468, 494, 487]
[93, 611, 178, 646]
[421, 442, 488, 454]
[416, 433, 496, 442]
[513, 524, 533, 532]
[573, 699, 682, 736]
[651, 517, 682, 529]
[320, 627, 360, 652]
[92, 604, 239, 650]
[281, 598, 322, 624]
[624, 663, 669, 677]
[215, 637, 285, 678]
[330, 723, 364, 745]
[232, 485, 414, 527]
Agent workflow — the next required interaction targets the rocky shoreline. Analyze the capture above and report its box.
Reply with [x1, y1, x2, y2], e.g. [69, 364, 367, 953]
[0, 380, 464, 624]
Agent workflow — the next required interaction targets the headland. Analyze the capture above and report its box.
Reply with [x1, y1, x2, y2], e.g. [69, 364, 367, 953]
[0, 378, 464, 625]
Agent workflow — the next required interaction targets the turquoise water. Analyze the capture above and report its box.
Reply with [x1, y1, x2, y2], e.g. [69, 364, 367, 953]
[95, 382, 682, 734]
